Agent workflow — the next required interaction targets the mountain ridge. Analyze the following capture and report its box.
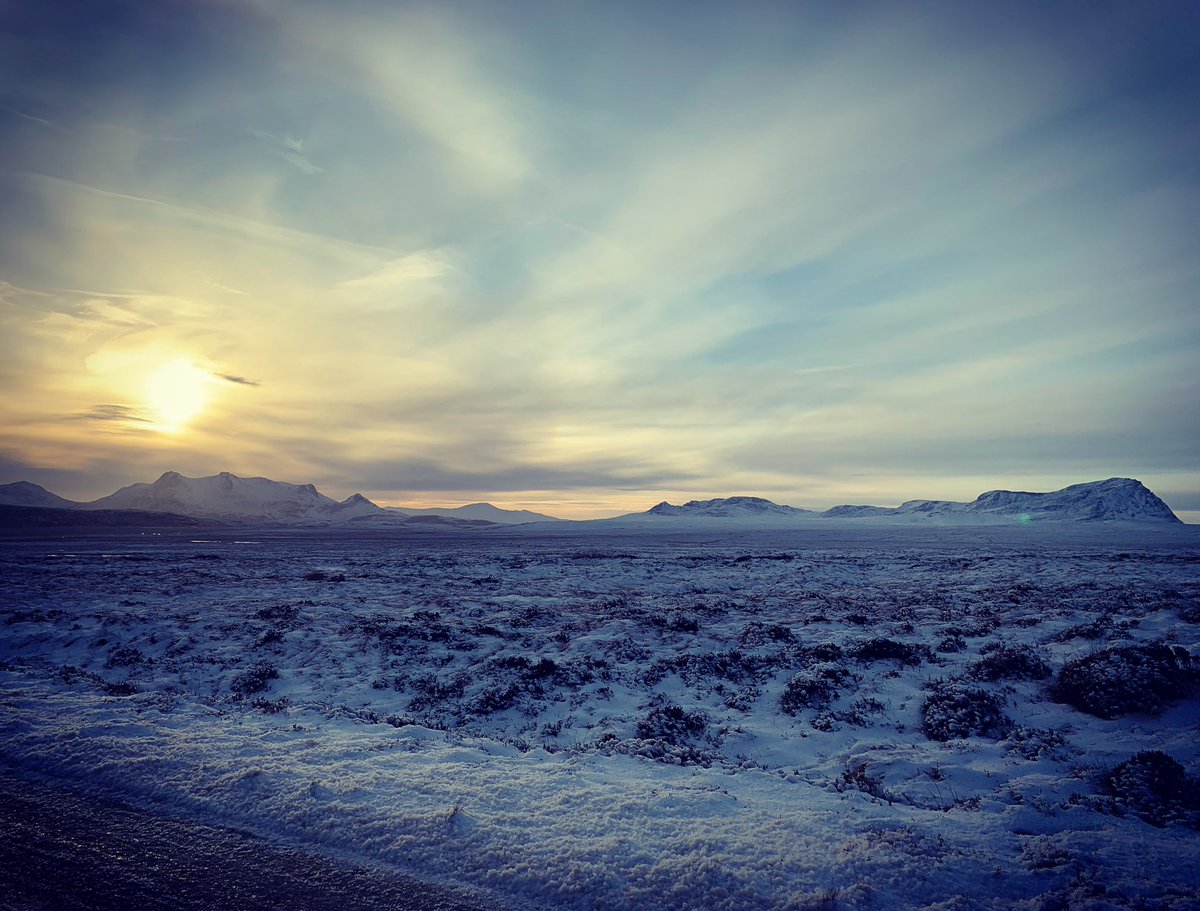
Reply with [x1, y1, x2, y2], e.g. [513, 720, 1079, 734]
[623, 478, 1180, 524]
[0, 474, 1185, 525]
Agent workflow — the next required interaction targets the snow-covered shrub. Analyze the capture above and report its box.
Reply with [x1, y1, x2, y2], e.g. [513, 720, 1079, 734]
[794, 643, 845, 663]
[1051, 642, 1196, 718]
[471, 684, 522, 715]
[1046, 615, 1137, 643]
[968, 644, 1051, 682]
[1099, 750, 1200, 828]
[407, 673, 467, 712]
[738, 621, 795, 648]
[1178, 603, 1200, 624]
[104, 646, 146, 669]
[837, 762, 897, 803]
[230, 662, 279, 695]
[830, 696, 889, 728]
[1002, 726, 1074, 761]
[1019, 836, 1073, 871]
[780, 664, 850, 715]
[936, 634, 966, 653]
[252, 603, 302, 624]
[920, 680, 1010, 741]
[635, 703, 709, 746]
[850, 638, 932, 666]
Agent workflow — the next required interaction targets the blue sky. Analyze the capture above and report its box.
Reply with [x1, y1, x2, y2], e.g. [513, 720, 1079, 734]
[1, 0, 1197, 517]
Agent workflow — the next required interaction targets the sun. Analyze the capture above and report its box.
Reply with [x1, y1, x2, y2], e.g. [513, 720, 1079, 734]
[146, 359, 211, 431]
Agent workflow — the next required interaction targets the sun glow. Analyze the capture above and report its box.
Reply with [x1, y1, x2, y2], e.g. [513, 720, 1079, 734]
[146, 359, 211, 431]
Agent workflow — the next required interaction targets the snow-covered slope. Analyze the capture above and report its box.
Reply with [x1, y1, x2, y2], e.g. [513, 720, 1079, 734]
[966, 478, 1180, 522]
[2, 527, 1198, 910]
[81, 471, 386, 523]
[643, 496, 815, 519]
[818, 479, 1180, 524]
[0, 481, 80, 509]
[595, 479, 1181, 528]
[391, 503, 559, 524]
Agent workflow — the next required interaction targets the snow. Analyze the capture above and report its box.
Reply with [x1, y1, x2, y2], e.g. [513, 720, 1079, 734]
[645, 497, 816, 518]
[966, 478, 1181, 523]
[4, 475, 1183, 528]
[81, 471, 388, 523]
[395, 503, 560, 524]
[0, 481, 79, 509]
[1, 523, 1198, 909]
[621, 479, 1180, 526]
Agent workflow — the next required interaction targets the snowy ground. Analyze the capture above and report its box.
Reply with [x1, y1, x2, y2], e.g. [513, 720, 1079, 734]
[1, 524, 1198, 910]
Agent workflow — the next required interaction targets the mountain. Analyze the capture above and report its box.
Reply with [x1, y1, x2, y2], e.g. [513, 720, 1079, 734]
[0, 473, 1182, 529]
[622, 479, 1181, 525]
[965, 478, 1180, 522]
[389, 502, 559, 524]
[0, 504, 203, 529]
[81, 471, 387, 523]
[820, 478, 1180, 524]
[645, 496, 815, 519]
[0, 481, 80, 510]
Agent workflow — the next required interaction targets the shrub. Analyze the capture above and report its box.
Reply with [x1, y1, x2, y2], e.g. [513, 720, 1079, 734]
[795, 643, 845, 663]
[636, 704, 709, 746]
[1100, 750, 1200, 828]
[969, 644, 1051, 682]
[850, 638, 932, 666]
[780, 664, 850, 715]
[230, 662, 279, 696]
[1051, 643, 1196, 718]
[104, 646, 146, 669]
[936, 635, 966, 654]
[1003, 726, 1073, 761]
[920, 681, 1010, 741]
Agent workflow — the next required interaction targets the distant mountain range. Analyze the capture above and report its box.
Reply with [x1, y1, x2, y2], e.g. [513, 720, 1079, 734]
[621, 478, 1181, 525]
[0, 471, 559, 527]
[0, 473, 1184, 528]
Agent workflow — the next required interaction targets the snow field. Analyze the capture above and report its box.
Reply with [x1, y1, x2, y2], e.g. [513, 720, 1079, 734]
[1, 526, 1198, 909]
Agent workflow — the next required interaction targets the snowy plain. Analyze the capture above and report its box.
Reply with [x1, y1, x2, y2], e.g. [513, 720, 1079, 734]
[1, 523, 1198, 910]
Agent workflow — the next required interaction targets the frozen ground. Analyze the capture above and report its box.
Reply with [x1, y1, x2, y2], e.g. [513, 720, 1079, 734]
[1, 524, 1198, 910]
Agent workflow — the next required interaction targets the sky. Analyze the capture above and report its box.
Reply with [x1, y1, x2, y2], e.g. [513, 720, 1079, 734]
[1, 0, 1198, 520]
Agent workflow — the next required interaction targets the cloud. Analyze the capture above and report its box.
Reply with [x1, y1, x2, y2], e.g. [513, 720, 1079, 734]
[71, 404, 152, 423]
[259, 2, 534, 193]
[250, 129, 323, 174]
[0, 1, 1196, 515]
[216, 373, 261, 387]
[339, 252, 452, 291]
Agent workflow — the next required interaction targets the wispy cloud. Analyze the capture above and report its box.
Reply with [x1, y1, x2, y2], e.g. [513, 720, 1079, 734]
[216, 372, 261, 387]
[0, 105, 58, 130]
[0, 1, 1196, 514]
[250, 129, 323, 174]
[71, 404, 152, 423]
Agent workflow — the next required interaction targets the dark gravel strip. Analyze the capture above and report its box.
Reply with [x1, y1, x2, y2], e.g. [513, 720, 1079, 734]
[0, 771, 506, 911]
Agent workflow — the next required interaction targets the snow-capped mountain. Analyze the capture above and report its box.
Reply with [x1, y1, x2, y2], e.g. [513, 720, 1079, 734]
[649, 496, 816, 518]
[820, 504, 895, 518]
[1, 473, 1184, 527]
[638, 496, 815, 519]
[388, 503, 559, 524]
[628, 479, 1181, 525]
[0, 481, 80, 510]
[965, 477, 1180, 522]
[81, 471, 386, 523]
[820, 478, 1180, 523]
